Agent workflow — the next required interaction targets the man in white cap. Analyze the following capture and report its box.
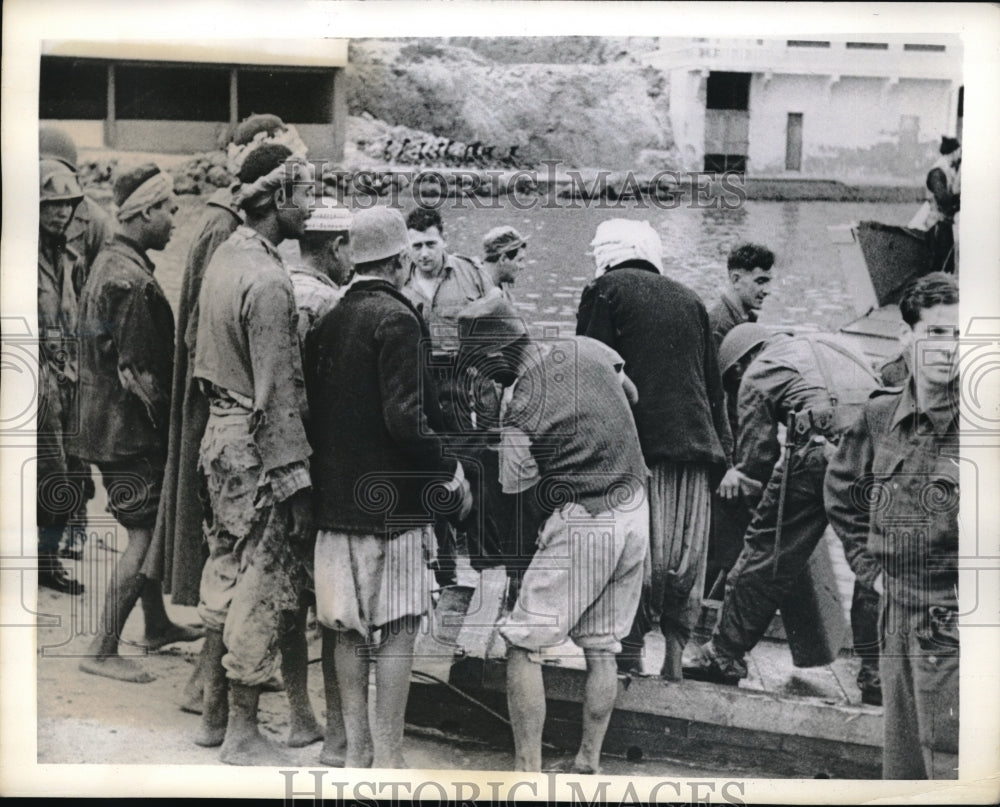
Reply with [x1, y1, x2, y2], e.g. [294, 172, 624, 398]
[481, 225, 528, 304]
[304, 206, 471, 769]
[289, 201, 354, 345]
[192, 142, 317, 765]
[576, 218, 732, 680]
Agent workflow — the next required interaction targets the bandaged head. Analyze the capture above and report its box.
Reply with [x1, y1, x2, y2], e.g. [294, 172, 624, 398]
[234, 143, 314, 211]
[113, 163, 173, 222]
[590, 218, 664, 278]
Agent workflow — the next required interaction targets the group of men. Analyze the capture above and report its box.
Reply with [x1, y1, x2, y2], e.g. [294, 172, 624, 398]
[37, 116, 960, 779]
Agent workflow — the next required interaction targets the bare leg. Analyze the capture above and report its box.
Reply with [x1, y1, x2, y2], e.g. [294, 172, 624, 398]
[141, 578, 204, 650]
[194, 628, 228, 747]
[574, 648, 618, 774]
[283, 607, 322, 747]
[319, 626, 347, 766]
[79, 525, 154, 683]
[179, 645, 208, 714]
[219, 681, 294, 766]
[333, 629, 374, 768]
[506, 646, 545, 772]
[371, 615, 419, 769]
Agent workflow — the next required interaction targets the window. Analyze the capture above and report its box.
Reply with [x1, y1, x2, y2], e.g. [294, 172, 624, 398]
[706, 72, 751, 110]
[704, 154, 746, 174]
[785, 113, 803, 171]
[115, 64, 229, 121]
[787, 40, 830, 48]
[903, 43, 946, 52]
[238, 69, 333, 124]
[39, 57, 106, 119]
[846, 42, 889, 50]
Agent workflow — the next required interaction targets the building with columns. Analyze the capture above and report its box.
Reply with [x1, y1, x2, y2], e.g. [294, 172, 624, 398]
[39, 39, 349, 161]
[645, 35, 962, 181]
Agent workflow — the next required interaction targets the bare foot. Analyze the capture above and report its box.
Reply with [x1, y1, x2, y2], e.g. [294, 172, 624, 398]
[372, 753, 408, 769]
[287, 721, 323, 748]
[219, 730, 295, 766]
[144, 623, 205, 651]
[193, 723, 226, 748]
[179, 694, 203, 715]
[79, 655, 155, 684]
[319, 739, 346, 767]
[344, 744, 374, 769]
[543, 756, 601, 775]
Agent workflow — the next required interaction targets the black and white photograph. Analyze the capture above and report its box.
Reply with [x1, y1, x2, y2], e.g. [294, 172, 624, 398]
[2, 1, 999, 802]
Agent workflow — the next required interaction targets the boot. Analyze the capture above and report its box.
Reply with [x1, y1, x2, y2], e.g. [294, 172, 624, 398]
[38, 552, 84, 595]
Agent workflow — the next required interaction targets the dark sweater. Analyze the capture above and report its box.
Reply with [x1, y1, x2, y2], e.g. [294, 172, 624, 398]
[576, 262, 731, 467]
[304, 278, 459, 534]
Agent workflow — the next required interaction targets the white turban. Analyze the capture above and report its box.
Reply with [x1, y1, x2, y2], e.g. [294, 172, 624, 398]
[114, 171, 173, 222]
[226, 124, 308, 175]
[590, 218, 664, 278]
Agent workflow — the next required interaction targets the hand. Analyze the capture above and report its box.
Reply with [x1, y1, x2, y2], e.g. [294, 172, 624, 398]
[286, 488, 314, 544]
[457, 478, 473, 523]
[717, 468, 761, 500]
[873, 573, 885, 597]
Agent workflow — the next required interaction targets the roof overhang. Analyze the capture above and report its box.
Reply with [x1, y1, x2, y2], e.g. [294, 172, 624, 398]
[41, 39, 348, 68]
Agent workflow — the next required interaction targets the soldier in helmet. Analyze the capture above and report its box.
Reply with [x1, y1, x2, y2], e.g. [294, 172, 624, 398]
[37, 159, 88, 594]
[38, 126, 113, 562]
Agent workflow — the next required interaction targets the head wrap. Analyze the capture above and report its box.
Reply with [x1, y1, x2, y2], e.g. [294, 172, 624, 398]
[227, 123, 308, 175]
[304, 201, 353, 233]
[114, 171, 173, 222]
[233, 158, 313, 211]
[590, 218, 664, 278]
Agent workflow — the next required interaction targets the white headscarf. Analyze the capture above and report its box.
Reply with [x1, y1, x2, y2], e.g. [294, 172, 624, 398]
[590, 218, 664, 278]
[114, 171, 173, 222]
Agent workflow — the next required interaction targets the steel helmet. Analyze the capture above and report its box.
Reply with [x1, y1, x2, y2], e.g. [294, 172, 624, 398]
[40, 159, 84, 204]
[39, 126, 79, 172]
[718, 322, 771, 376]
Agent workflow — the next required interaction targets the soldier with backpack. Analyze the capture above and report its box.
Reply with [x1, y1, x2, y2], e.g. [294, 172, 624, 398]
[684, 324, 882, 704]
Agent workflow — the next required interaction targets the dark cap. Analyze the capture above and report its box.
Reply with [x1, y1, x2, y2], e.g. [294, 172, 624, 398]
[940, 136, 960, 155]
[483, 226, 527, 259]
[458, 291, 529, 352]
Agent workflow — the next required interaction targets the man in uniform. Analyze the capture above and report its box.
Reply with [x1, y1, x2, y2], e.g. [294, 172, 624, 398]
[576, 218, 731, 680]
[685, 323, 881, 703]
[74, 164, 202, 682]
[825, 273, 960, 778]
[38, 126, 113, 563]
[192, 143, 316, 764]
[481, 225, 528, 305]
[304, 207, 471, 769]
[924, 137, 961, 274]
[37, 159, 88, 594]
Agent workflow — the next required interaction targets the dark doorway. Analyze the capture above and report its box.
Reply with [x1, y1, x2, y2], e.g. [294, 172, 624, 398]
[705, 72, 751, 175]
[785, 113, 803, 171]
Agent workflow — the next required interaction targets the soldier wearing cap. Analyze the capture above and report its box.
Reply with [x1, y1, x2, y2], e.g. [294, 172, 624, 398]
[304, 206, 472, 768]
[73, 163, 203, 683]
[457, 296, 649, 773]
[37, 159, 88, 595]
[481, 225, 528, 304]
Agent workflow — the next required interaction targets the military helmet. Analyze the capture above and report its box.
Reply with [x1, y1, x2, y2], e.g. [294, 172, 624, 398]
[39, 126, 79, 172]
[40, 159, 84, 204]
[718, 322, 771, 376]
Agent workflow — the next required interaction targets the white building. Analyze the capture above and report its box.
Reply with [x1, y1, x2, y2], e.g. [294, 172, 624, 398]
[645, 36, 962, 182]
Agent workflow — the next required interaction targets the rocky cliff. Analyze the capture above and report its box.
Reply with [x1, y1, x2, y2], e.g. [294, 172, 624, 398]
[344, 38, 676, 170]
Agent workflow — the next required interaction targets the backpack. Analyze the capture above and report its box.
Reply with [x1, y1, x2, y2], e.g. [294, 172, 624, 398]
[798, 333, 884, 435]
